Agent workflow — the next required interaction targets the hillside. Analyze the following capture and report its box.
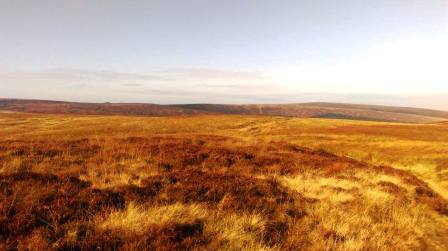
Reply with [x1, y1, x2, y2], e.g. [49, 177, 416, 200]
[302, 102, 448, 119]
[1, 98, 447, 123]
[0, 99, 207, 116]
[1, 113, 447, 250]
[172, 103, 448, 123]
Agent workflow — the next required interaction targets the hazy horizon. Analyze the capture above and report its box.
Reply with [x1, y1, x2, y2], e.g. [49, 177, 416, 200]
[1, 1, 447, 109]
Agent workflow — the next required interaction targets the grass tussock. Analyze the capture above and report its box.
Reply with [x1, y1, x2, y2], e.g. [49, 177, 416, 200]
[99, 203, 207, 234]
[98, 202, 269, 250]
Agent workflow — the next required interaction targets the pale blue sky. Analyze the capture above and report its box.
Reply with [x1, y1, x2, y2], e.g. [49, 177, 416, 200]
[1, 1, 448, 109]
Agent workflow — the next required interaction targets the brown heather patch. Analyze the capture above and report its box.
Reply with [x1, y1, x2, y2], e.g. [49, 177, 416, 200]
[415, 186, 448, 216]
[0, 172, 125, 250]
[137, 171, 305, 219]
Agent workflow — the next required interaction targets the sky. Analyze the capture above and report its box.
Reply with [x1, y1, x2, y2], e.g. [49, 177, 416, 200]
[1, 0, 448, 109]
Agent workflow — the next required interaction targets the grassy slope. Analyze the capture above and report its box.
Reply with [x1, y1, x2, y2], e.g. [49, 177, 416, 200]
[1, 113, 447, 250]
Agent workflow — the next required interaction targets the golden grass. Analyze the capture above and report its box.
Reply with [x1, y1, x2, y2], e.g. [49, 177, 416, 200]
[98, 202, 269, 250]
[281, 170, 448, 250]
[99, 203, 207, 234]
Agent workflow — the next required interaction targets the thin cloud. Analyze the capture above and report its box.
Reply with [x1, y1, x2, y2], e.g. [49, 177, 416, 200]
[0, 68, 268, 82]
[200, 84, 242, 88]
[159, 68, 269, 80]
[122, 83, 143, 87]
[0, 69, 167, 81]
[199, 83, 284, 91]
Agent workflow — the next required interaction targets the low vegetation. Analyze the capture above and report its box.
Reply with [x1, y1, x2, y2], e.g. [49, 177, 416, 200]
[1, 113, 447, 250]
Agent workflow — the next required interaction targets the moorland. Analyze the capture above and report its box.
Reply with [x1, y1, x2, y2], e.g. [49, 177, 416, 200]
[1, 108, 448, 250]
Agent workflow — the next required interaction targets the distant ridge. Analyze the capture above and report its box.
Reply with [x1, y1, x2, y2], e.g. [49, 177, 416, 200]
[170, 103, 448, 123]
[300, 102, 448, 119]
[0, 99, 208, 116]
[1, 98, 448, 123]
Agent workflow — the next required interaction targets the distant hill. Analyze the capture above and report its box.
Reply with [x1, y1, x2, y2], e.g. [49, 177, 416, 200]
[301, 102, 448, 119]
[1, 98, 448, 123]
[0, 99, 208, 116]
[170, 103, 448, 123]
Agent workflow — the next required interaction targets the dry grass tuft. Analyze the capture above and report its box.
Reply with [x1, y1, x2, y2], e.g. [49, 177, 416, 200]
[99, 203, 207, 234]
